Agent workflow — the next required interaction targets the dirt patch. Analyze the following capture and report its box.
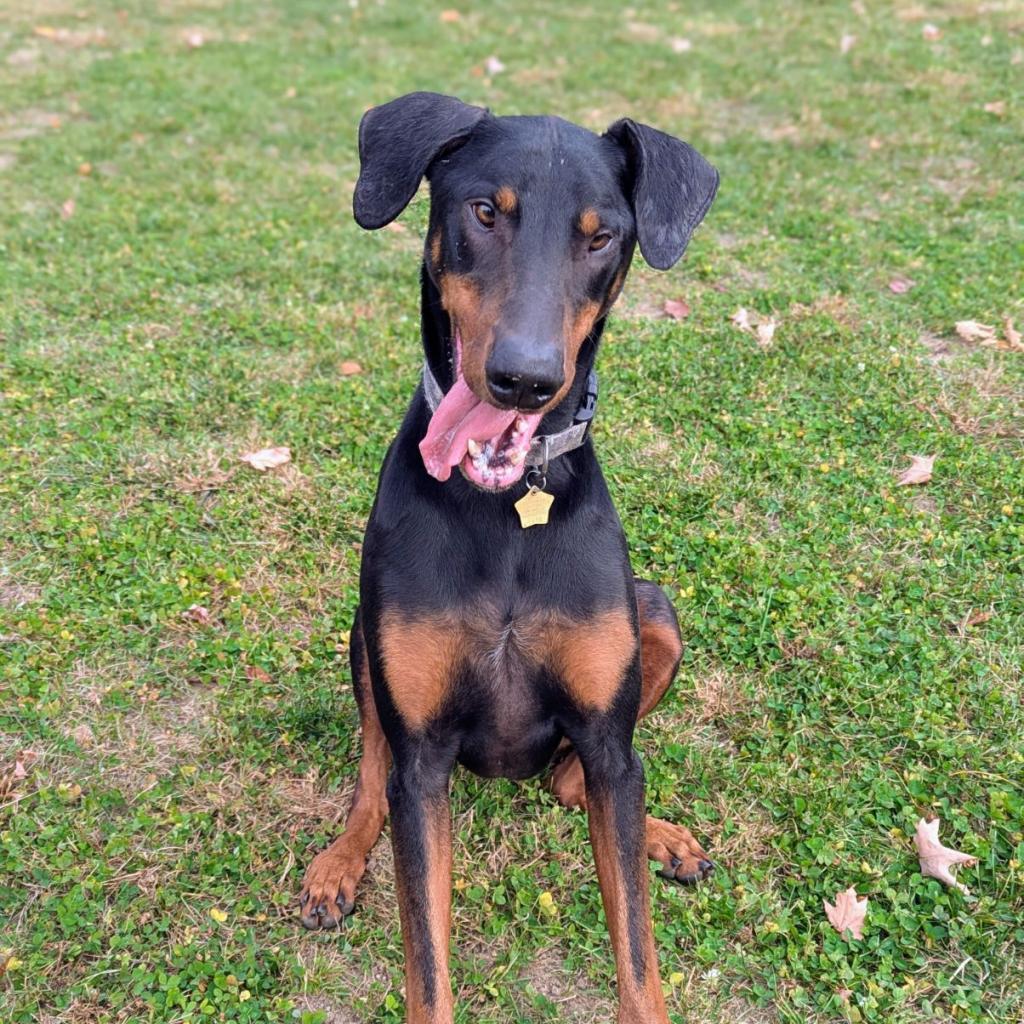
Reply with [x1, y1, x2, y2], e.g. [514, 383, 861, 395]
[288, 994, 365, 1024]
[0, 107, 64, 142]
[514, 945, 615, 1021]
[0, 577, 41, 608]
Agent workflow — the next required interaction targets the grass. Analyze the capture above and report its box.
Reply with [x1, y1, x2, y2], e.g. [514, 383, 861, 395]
[1, 0, 1022, 1021]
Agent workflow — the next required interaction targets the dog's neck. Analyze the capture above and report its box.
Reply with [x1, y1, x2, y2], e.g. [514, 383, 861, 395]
[419, 266, 606, 436]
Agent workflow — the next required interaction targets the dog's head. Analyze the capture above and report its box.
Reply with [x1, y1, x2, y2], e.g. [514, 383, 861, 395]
[354, 92, 718, 490]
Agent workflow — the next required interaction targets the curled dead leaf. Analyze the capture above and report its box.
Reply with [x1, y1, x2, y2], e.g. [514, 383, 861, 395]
[730, 307, 777, 347]
[955, 320, 996, 344]
[914, 817, 976, 893]
[663, 298, 691, 320]
[60, 198, 75, 220]
[245, 663, 272, 684]
[755, 319, 777, 348]
[339, 360, 363, 376]
[888, 276, 914, 294]
[823, 886, 868, 940]
[1003, 318, 1022, 350]
[439, 9, 462, 22]
[182, 604, 212, 625]
[895, 454, 935, 487]
[239, 446, 291, 471]
[922, 23, 942, 41]
[983, 100, 1006, 117]
[730, 307, 754, 332]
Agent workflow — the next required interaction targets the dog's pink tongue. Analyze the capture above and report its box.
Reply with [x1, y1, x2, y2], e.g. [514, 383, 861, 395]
[419, 377, 518, 481]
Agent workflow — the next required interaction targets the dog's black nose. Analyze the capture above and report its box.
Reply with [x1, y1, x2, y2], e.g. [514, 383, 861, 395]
[486, 336, 564, 410]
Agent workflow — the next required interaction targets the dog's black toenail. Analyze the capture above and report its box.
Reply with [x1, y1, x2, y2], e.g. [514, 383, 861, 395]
[337, 897, 356, 917]
[670, 857, 681, 869]
[699, 859, 714, 872]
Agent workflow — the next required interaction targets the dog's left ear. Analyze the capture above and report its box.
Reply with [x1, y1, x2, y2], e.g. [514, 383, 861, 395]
[354, 91, 489, 230]
[604, 119, 719, 271]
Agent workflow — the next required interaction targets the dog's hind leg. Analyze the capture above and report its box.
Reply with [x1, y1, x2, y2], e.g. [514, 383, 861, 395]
[551, 579, 714, 884]
[300, 607, 391, 929]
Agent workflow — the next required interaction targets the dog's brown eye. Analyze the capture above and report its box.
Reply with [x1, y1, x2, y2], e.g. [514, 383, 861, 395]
[589, 232, 613, 252]
[472, 202, 496, 229]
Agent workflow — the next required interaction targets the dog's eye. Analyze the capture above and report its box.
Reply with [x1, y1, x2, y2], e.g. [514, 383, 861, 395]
[589, 232, 613, 252]
[472, 202, 496, 229]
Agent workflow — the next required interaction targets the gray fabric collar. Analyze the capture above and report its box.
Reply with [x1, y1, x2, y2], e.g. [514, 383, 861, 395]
[421, 361, 594, 470]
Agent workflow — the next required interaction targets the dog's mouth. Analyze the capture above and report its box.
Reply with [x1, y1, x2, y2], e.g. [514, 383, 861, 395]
[418, 332, 544, 492]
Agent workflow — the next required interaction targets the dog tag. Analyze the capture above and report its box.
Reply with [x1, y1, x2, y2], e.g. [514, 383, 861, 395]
[515, 486, 554, 528]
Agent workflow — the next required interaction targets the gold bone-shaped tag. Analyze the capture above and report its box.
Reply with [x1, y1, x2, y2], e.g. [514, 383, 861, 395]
[514, 486, 554, 528]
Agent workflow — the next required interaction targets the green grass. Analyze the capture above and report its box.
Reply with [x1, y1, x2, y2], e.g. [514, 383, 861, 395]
[2, 1, 1022, 1021]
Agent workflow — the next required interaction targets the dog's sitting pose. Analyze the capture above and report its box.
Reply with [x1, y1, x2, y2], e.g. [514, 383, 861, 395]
[299, 92, 719, 1024]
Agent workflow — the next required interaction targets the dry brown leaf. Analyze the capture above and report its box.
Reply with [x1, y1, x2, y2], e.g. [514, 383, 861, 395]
[670, 37, 693, 53]
[182, 604, 211, 624]
[960, 608, 993, 632]
[183, 29, 206, 48]
[1003, 317, 1022, 350]
[895, 454, 935, 487]
[663, 298, 691, 320]
[60, 198, 75, 220]
[922, 23, 942, 41]
[888, 276, 914, 294]
[78, 162, 92, 176]
[484, 55, 506, 75]
[823, 887, 868, 939]
[840, 33, 857, 54]
[730, 307, 754, 332]
[955, 320, 996, 344]
[439, 9, 462, 22]
[245, 664, 272, 684]
[983, 100, 1006, 117]
[914, 817, 977, 893]
[756, 319, 777, 348]
[239, 446, 291, 471]
[70, 723, 95, 748]
[339, 360, 363, 376]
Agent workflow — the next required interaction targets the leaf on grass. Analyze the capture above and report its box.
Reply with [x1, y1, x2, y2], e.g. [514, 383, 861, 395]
[983, 100, 1006, 117]
[955, 320, 996, 343]
[663, 298, 691, 320]
[670, 37, 693, 53]
[439, 9, 462, 22]
[823, 887, 868, 939]
[922, 23, 942, 41]
[60, 198, 75, 220]
[895, 454, 935, 487]
[182, 604, 211, 625]
[340, 360, 363, 376]
[840, 33, 857, 54]
[484, 55, 506, 75]
[888, 276, 914, 294]
[183, 29, 206, 48]
[245, 664, 272, 684]
[240, 446, 291, 471]
[914, 817, 977, 892]
[960, 608, 992, 633]
[730, 307, 778, 347]
[1003, 317, 1023, 350]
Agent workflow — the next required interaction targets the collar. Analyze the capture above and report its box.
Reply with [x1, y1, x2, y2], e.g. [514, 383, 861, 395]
[421, 361, 598, 469]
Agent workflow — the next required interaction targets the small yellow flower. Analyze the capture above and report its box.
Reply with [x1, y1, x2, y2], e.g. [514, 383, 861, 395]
[669, 971, 684, 986]
[1002, 504, 1014, 516]
[818, 462, 830, 473]
[239, 990, 251, 1002]
[538, 891, 557, 916]
[210, 907, 228, 923]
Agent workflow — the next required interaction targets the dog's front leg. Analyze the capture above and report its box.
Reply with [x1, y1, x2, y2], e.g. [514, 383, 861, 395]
[388, 749, 456, 1024]
[573, 725, 669, 1024]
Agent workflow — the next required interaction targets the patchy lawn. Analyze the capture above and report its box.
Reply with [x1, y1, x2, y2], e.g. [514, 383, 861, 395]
[1, 1, 1022, 1022]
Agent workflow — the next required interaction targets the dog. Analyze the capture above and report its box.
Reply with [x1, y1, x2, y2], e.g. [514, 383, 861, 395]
[299, 91, 719, 1024]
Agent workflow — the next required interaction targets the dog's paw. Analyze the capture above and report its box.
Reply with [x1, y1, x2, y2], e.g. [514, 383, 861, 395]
[646, 817, 714, 885]
[298, 844, 365, 929]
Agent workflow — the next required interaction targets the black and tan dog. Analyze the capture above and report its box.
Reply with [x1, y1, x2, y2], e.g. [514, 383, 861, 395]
[299, 92, 719, 1023]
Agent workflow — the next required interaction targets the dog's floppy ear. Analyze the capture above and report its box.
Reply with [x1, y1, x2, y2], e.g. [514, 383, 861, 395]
[353, 92, 488, 229]
[604, 118, 719, 271]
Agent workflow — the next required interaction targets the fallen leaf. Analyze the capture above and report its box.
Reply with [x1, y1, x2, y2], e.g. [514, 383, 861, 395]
[245, 664, 272, 683]
[339, 360, 363, 376]
[914, 817, 977, 892]
[13, 760, 27, 781]
[730, 307, 754, 332]
[484, 55, 505, 75]
[77, 161, 92, 176]
[955, 320, 996, 344]
[895, 454, 935, 487]
[70, 724, 95, 748]
[239, 446, 291, 471]
[1003, 317, 1022, 349]
[868, 137, 883, 150]
[922, 23, 942, 41]
[888, 276, 914, 294]
[182, 604, 211, 624]
[670, 37, 693, 53]
[756, 319, 777, 348]
[439, 9, 461, 22]
[183, 29, 206, 48]
[960, 608, 992, 632]
[283, 85, 297, 99]
[823, 887, 868, 939]
[840, 33, 857, 54]
[60, 198, 75, 220]
[983, 100, 1006, 117]
[663, 298, 691, 320]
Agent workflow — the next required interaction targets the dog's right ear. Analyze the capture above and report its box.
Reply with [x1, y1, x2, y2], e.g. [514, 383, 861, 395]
[353, 92, 488, 230]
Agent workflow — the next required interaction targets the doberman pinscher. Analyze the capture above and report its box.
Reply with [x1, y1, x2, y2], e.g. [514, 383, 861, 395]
[299, 92, 719, 1023]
